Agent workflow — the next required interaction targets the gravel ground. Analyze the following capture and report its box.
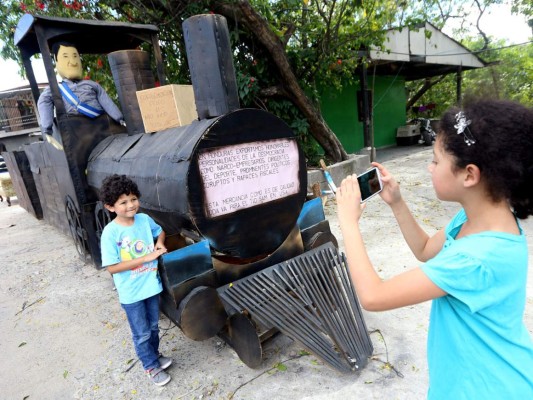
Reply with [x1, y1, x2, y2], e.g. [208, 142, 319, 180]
[1, 146, 531, 400]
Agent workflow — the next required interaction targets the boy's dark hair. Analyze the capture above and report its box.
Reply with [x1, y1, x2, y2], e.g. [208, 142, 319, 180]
[438, 99, 533, 219]
[100, 174, 141, 206]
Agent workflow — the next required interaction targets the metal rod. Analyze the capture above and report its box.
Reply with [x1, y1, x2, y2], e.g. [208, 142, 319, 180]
[335, 249, 374, 354]
[233, 277, 346, 370]
[294, 256, 354, 364]
[218, 244, 374, 372]
[314, 251, 366, 361]
[226, 271, 348, 370]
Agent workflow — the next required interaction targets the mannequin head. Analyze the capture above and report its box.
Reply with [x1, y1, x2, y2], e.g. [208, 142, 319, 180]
[52, 42, 83, 80]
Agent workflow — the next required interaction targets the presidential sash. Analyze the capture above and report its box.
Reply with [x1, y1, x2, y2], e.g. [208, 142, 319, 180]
[59, 82, 104, 118]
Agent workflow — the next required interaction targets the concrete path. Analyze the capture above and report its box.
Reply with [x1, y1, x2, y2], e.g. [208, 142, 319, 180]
[1, 145, 531, 400]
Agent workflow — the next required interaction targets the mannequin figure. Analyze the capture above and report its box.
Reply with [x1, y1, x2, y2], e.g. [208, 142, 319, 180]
[37, 42, 125, 134]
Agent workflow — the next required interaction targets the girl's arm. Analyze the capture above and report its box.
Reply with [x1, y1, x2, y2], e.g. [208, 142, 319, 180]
[107, 231, 167, 275]
[337, 175, 446, 311]
[373, 162, 445, 262]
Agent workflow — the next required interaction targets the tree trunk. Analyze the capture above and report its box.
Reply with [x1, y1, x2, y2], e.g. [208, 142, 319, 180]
[406, 75, 447, 111]
[215, 0, 349, 162]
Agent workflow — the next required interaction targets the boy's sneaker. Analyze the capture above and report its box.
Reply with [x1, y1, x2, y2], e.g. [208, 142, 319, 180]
[158, 354, 172, 370]
[146, 367, 171, 386]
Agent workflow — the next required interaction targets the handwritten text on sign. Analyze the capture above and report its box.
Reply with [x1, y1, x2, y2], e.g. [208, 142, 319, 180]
[198, 139, 300, 217]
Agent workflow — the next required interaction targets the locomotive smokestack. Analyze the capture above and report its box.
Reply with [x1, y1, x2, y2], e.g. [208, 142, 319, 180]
[182, 14, 240, 119]
[108, 50, 156, 135]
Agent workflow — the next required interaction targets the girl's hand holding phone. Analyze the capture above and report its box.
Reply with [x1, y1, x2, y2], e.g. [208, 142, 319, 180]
[371, 162, 402, 206]
[336, 175, 366, 225]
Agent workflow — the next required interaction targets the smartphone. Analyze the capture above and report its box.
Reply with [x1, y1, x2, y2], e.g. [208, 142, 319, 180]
[357, 167, 383, 202]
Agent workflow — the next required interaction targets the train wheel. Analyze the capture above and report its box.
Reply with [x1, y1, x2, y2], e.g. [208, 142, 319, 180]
[94, 201, 112, 242]
[224, 312, 263, 369]
[65, 196, 89, 258]
[177, 286, 228, 341]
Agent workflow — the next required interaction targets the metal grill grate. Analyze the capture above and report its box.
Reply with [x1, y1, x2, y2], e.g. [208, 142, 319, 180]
[219, 242, 373, 373]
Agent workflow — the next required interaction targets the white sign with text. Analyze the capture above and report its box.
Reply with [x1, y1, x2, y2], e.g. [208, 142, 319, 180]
[198, 138, 300, 217]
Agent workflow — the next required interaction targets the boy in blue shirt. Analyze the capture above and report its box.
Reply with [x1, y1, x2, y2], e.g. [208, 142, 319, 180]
[100, 174, 172, 386]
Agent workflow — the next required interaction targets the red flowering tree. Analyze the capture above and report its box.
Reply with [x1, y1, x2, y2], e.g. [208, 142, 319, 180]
[1, 0, 529, 162]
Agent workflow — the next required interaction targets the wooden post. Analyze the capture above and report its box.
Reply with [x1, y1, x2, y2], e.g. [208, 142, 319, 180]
[456, 65, 463, 107]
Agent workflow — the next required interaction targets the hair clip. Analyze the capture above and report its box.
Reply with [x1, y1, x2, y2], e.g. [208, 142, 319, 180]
[454, 111, 476, 146]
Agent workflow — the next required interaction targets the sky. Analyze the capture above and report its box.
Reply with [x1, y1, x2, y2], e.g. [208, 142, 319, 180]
[0, 5, 531, 92]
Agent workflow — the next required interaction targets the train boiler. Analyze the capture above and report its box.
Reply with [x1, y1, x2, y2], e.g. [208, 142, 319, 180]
[11, 13, 373, 372]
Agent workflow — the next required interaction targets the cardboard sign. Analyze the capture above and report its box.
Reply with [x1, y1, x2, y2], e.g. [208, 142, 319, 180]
[136, 85, 197, 132]
[198, 138, 300, 217]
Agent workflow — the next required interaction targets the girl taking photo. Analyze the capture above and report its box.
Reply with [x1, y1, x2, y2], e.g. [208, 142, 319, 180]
[336, 99, 533, 399]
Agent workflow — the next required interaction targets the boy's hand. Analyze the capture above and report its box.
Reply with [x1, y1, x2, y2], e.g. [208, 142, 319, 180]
[155, 243, 167, 253]
[371, 162, 402, 206]
[144, 246, 167, 262]
[155, 246, 167, 255]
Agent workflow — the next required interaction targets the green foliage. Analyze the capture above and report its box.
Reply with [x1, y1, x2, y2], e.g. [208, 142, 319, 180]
[274, 362, 287, 371]
[262, 97, 322, 165]
[236, 71, 260, 105]
[511, 0, 533, 18]
[406, 75, 455, 119]
[462, 40, 533, 106]
[0, 0, 531, 159]
[406, 38, 532, 118]
[249, 0, 397, 91]
[228, 0, 418, 160]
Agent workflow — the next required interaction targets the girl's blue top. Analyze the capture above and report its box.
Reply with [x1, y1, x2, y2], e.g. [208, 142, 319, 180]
[422, 209, 533, 399]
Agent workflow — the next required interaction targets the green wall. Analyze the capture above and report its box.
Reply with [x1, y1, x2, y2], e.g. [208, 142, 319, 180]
[320, 76, 407, 153]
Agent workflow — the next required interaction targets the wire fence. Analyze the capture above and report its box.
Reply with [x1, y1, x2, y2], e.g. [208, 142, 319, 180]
[0, 114, 39, 132]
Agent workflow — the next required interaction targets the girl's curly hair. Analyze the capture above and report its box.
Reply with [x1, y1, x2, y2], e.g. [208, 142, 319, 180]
[99, 174, 141, 206]
[438, 99, 533, 219]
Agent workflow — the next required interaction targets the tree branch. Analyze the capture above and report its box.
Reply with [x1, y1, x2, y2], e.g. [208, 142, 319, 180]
[473, 0, 490, 51]
[406, 75, 447, 111]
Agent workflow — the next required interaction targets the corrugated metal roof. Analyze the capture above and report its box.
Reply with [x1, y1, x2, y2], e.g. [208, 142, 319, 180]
[369, 22, 487, 80]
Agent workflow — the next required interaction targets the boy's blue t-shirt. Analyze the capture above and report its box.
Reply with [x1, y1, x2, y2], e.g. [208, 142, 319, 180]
[101, 213, 163, 305]
[421, 209, 533, 399]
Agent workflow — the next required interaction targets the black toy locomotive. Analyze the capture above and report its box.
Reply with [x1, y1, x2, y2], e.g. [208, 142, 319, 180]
[4, 13, 372, 372]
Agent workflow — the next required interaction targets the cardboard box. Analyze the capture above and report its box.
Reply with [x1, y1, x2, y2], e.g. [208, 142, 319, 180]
[136, 85, 198, 132]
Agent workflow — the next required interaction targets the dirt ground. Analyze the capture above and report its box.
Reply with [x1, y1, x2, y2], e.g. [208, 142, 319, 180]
[1, 147, 532, 400]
